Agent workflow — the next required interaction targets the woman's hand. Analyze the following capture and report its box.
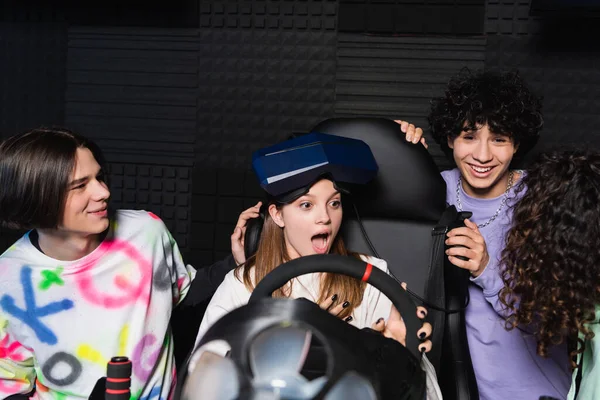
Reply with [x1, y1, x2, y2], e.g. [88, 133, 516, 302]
[231, 201, 262, 265]
[371, 283, 432, 353]
[320, 294, 353, 322]
[394, 119, 428, 148]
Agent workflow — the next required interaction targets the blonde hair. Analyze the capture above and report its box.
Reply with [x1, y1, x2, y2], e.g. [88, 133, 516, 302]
[235, 203, 366, 320]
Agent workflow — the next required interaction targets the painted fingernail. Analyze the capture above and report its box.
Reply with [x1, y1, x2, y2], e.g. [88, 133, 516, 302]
[419, 346, 426, 353]
[342, 301, 350, 308]
[331, 294, 338, 302]
[419, 332, 426, 339]
[376, 317, 384, 324]
[419, 310, 427, 317]
[344, 316, 353, 322]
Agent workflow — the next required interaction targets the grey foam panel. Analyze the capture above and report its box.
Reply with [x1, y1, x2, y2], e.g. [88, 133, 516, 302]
[190, 167, 263, 266]
[65, 27, 197, 166]
[484, 0, 542, 36]
[196, 28, 337, 169]
[338, 0, 485, 35]
[64, 27, 197, 256]
[193, 25, 337, 263]
[335, 33, 486, 169]
[199, 0, 338, 31]
[107, 163, 193, 255]
[0, 22, 66, 137]
[486, 35, 600, 164]
[0, 19, 67, 254]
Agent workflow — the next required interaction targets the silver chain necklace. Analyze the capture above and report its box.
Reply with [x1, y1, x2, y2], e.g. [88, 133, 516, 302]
[456, 170, 514, 229]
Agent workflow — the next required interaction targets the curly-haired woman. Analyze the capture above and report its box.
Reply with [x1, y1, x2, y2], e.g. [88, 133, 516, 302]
[500, 149, 600, 400]
[395, 68, 571, 399]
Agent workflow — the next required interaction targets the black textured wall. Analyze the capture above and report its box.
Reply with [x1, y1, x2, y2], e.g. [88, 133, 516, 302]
[0, 5, 67, 254]
[485, 0, 600, 165]
[1, 0, 600, 262]
[192, 0, 338, 265]
[65, 28, 197, 257]
[338, 0, 485, 35]
[335, 34, 486, 168]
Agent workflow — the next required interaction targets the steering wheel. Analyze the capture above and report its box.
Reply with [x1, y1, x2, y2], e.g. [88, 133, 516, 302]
[179, 253, 426, 400]
[249, 253, 424, 360]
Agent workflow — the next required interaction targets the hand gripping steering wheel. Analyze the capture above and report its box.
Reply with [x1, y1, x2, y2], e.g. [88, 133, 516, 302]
[180, 254, 426, 400]
[250, 254, 424, 360]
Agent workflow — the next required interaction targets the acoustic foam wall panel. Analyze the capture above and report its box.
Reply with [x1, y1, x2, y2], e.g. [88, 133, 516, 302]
[193, 27, 338, 263]
[198, 0, 338, 31]
[0, 19, 67, 254]
[335, 33, 486, 169]
[338, 0, 485, 35]
[0, 22, 66, 137]
[486, 35, 600, 164]
[196, 29, 337, 169]
[107, 163, 193, 249]
[65, 27, 197, 165]
[484, 0, 542, 35]
[65, 27, 197, 255]
[191, 0, 338, 263]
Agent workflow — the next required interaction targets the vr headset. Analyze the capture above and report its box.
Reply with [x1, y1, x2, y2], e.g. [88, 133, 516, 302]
[252, 132, 378, 200]
[245, 132, 379, 258]
[176, 132, 426, 400]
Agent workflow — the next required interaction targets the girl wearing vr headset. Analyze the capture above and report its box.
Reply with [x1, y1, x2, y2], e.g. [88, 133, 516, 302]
[194, 139, 442, 397]
[499, 150, 600, 400]
[396, 69, 571, 399]
[0, 127, 258, 400]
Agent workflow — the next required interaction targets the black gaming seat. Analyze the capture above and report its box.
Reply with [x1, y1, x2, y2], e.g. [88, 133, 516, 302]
[311, 117, 478, 400]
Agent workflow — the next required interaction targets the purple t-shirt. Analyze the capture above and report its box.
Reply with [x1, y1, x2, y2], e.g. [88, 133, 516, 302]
[442, 168, 570, 400]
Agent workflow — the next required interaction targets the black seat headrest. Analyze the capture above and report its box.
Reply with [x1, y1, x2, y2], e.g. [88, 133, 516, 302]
[311, 118, 446, 222]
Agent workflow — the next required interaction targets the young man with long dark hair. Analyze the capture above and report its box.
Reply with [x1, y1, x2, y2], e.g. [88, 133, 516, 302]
[0, 127, 259, 400]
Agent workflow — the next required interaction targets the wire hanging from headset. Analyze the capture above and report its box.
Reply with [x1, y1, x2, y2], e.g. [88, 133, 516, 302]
[350, 201, 469, 314]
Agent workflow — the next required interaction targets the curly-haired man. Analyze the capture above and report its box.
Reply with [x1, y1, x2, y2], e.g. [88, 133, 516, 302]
[396, 68, 571, 400]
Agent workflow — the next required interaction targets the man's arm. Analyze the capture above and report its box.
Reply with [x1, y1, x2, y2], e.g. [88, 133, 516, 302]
[178, 255, 237, 307]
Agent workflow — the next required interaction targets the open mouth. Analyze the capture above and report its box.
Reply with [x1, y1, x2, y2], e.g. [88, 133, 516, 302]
[311, 233, 330, 254]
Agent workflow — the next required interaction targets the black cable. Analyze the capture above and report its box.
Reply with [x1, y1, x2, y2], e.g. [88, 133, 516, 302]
[351, 201, 469, 314]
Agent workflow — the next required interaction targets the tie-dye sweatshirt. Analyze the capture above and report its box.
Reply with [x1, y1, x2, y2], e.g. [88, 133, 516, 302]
[0, 210, 196, 400]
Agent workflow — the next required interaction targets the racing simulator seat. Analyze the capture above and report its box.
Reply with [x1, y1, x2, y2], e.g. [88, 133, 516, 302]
[311, 118, 479, 400]
[177, 129, 430, 400]
[173, 118, 478, 400]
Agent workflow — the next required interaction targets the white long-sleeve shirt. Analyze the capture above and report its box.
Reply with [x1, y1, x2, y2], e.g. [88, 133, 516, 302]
[192, 254, 442, 399]
[194, 255, 392, 351]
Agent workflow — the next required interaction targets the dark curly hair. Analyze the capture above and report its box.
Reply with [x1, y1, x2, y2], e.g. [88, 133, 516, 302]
[428, 68, 543, 158]
[499, 149, 600, 368]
